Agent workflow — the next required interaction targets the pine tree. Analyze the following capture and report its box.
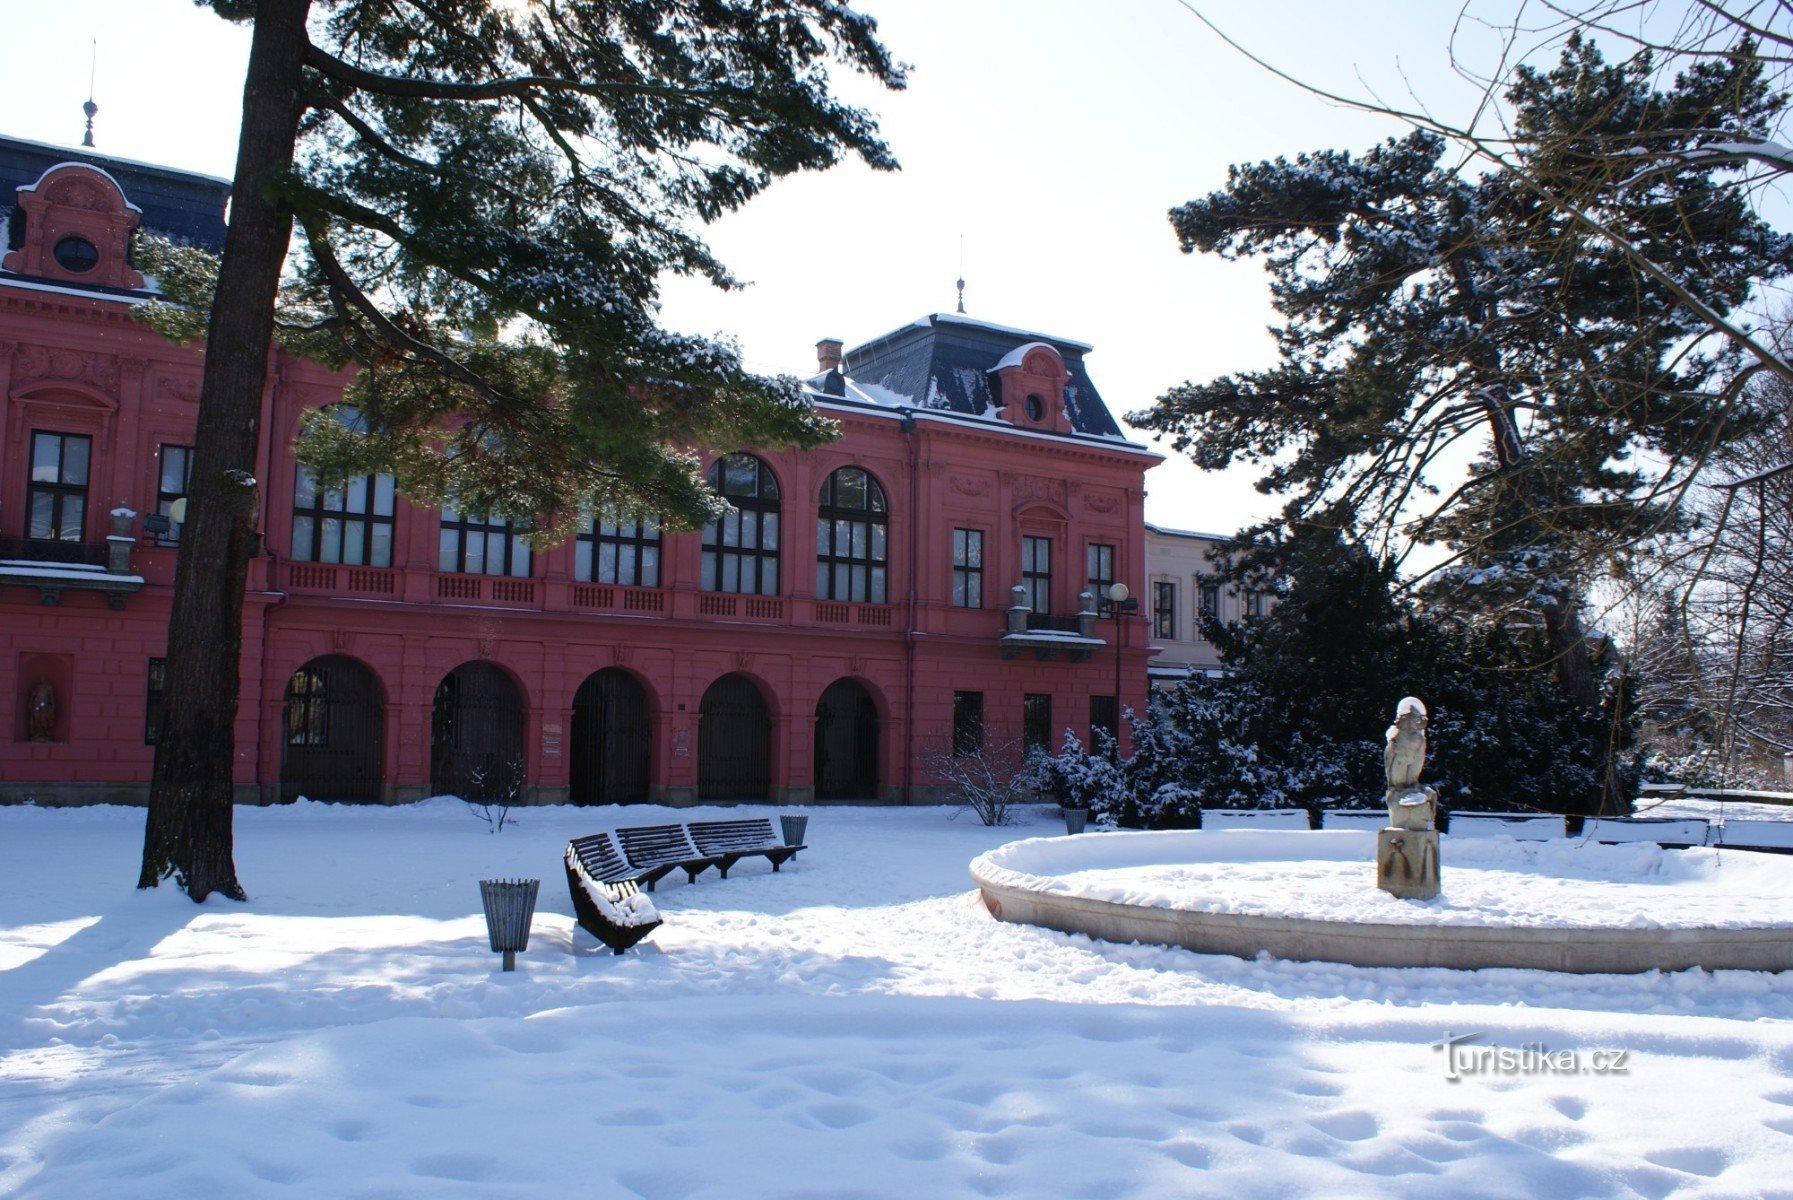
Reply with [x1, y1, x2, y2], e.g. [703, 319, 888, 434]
[139, 0, 903, 900]
[1135, 37, 1789, 812]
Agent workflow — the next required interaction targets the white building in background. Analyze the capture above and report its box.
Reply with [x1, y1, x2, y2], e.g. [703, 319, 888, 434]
[1142, 522, 1273, 687]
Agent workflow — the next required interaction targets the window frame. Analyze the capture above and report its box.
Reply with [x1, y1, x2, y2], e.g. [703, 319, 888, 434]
[26, 430, 92, 543]
[1089, 694, 1118, 747]
[154, 444, 194, 547]
[952, 690, 985, 757]
[292, 467, 397, 568]
[1021, 535, 1052, 615]
[437, 504, 532, 577]
[815, 466, 888, 603]
[702, 453, 782, 596]
[1152, 580, 1176, 639]
[577, 510, 661, 587]
[951, 527, 984, 609]
[1022, 692, 1052, 753]
[1087, 542, 1116, 616]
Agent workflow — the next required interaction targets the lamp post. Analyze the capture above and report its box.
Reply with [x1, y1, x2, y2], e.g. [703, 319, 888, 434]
[1105, 582, 1139, 755]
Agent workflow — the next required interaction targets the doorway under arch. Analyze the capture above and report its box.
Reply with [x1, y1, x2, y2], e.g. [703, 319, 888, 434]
[431, 661, 524, 801]
[570, 668, 652, 805]
[814, 678, 879, 800]
[698, 673, 771, 802]
[280, 655, 384, 802]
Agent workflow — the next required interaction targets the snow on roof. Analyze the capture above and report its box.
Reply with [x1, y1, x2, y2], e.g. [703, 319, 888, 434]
[993, 341, 1059, 372]
[1144, 521, 1235, 543]
[0, 133, 233, 187]
[932, 312, 1094, 352]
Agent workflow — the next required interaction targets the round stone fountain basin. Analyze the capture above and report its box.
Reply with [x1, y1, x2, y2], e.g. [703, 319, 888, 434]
[969, 829, 1793, 973]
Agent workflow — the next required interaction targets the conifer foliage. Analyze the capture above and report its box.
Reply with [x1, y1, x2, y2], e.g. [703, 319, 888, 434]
[1134, 36, 1792, 787]
[140, 0, 904, 899]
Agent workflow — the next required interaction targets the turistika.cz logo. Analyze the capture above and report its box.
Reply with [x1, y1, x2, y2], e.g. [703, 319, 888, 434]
[1433, 1031, 1631, 1082]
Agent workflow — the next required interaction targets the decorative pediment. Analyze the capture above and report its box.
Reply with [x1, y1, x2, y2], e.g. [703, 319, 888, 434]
[2, 163, 145, 291]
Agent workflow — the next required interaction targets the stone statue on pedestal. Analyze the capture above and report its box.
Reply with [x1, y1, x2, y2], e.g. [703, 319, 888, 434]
[1377, 696, 1441, 900]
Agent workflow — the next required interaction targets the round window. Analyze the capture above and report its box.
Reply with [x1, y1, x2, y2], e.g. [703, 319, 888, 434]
[1024, 394, 1045, 421]
[53, 236, 100, 273]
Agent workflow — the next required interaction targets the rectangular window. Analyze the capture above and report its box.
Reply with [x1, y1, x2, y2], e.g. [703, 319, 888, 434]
[144, 657, 166, 745]
[292, 467, 396, 567]
[1021, 536, 1051, 615]
[154, 444, 194, 546]
[27, 430, 91, 542]
[1090, 694, 1118, 747]
[1199, 582, 1220, 619]
[1022, 693, 1052, 753]
[577, 510, 661, 587]
[952, 690, 984, 757]
[1087, 543, 1116, 615]
[952, 528, 983, 608]
[1152, 581, 1176, 639]
[1244, 588, 1269, 619]
[438, 504, 531, 577]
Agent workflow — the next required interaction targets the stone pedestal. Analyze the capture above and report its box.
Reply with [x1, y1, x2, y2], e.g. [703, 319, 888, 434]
[1377, 828, 1440, 901]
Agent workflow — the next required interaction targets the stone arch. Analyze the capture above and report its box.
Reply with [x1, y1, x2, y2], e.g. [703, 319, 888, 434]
[697, 672, 773, 802]
[813, 677, 880, 800]
[569, 667, 653, 805]
[279, 654, 385, 802]
[430, 660, 525, 801]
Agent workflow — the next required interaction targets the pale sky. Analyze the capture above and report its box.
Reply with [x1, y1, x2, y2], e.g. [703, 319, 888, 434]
[0, 0, 1516, 534]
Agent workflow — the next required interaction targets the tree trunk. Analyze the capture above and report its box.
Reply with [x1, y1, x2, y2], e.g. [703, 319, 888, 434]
[140, 0, 313, 901]
[1541, 598, 1628, 817]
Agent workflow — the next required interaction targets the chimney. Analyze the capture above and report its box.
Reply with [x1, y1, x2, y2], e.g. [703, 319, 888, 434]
[816, 337, 844, 374]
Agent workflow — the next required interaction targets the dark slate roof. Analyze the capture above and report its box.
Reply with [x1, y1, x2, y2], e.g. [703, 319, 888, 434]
[833, 312, 1125, 438]
[1, 134, 230, 256]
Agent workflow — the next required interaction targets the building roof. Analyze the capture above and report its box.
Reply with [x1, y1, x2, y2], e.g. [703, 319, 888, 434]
[820, 311, 1125, 439]
[1144, 520, 1235, 543]
[2, 134, 230, 256]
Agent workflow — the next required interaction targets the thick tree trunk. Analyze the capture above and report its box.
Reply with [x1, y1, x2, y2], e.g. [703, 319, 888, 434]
[1541, 599, 1628, 817]
[140, 0, 313, 901]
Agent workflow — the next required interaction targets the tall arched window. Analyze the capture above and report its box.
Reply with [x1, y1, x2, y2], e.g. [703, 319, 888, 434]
[291, 406, 397, 567]
[702, 453, 780, 595]
[816, 466, 887, 603]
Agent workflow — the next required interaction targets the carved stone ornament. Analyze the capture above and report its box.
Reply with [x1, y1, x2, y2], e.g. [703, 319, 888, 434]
[733, 650, 752, 672]
[155, 374, 201, 404]
[331, 628, 349, 653]
[848, 656, 867, 678]
[14, 345, 120, 393]
[1084, 491, 1121, 515]
[45, 177, 106, 211]
[610, 643, 631, 665]
[478, 633, 498, 659]
[950, 475, 991, 498]
[1000, 472, 1068, 507]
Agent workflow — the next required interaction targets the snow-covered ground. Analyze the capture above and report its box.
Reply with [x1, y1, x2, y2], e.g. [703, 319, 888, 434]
[3, 799, 1793, 1198]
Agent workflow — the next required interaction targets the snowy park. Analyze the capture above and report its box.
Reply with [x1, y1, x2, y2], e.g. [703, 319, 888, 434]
[5, 799, 1793, 1198]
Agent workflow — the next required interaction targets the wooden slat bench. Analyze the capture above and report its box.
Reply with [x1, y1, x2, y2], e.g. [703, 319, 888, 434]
[687, 817, 804, 878]
[1713, 820, 1793, 854]
[615, 823, 723, 891]
[1320, 809, 1388, 830]
[1445, 813, 1566, 839]
[1202, 808, 1313, 831]
[1582, 817, 1710, 849]
[563, 834, 663, 954]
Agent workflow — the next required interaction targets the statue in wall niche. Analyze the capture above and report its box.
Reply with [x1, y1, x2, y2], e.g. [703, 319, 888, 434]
[1383, 696, 1438, 831]
[26, 677, 57, 742]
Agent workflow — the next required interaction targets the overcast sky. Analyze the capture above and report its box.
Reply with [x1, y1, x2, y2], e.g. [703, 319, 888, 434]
[2, 0, 1529, 534]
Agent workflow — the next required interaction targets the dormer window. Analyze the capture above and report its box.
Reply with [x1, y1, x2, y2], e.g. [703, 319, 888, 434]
[1024, 394, 1044, 421]
[991, 342, 1073, 434]
[53, 236, 99, 273]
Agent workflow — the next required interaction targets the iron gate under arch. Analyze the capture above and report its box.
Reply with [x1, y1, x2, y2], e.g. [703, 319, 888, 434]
[570, 668, 652, 805]
[814, 678, 879, 800]
[280, 655, 384, 802]
[698, 673, 771, 802]
[431, 661, 524, 802]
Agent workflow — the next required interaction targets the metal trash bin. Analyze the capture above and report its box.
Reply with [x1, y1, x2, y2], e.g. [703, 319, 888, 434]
[780, 814, 808, 847]
[478, 877, 540, 971]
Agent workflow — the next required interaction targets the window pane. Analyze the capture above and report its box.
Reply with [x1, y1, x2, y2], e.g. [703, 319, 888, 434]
[371, 522, 393, 568]
[294, 516, 315, 561]
[871, 567, 885, 603]
[463, 532, 485, 575]
[599, 542, 618, 583]
[512, 538, 531, 577]
[702, 551, 717, 591]
[967, 531, 982, 566]
[61, 436, 89, 486]
[816, 563, 829, 597]
[346, 476, 369, 515]
[816, 517, 829, 556]
[160, 449, 186, 494]
[29, 492, 55, 538]
[953, 574, 967, 606]
[967, 574, 980, 608]
[763, 512, 778, 550]
[438, 528, 458, 572]
[31, 434, 60, 483]
[576, 541, 592, 580]
[294, 468, 317, 507]
[343, 520, 366, 565]
[373, 474, 395, 515]
[60, 496, 84, 540]
[641, 547, 659, 587]
[724, 455, 756, 495]
[319, 517, 343, 563]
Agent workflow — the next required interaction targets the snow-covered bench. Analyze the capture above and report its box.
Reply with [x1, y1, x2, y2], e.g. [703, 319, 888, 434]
[1445, 813, 1566, 839]
[1202, 808, 1312, 831]
[687, 818, 803, 878]
[1713, 820, 1793, 854]
[563, 834, 663, 954]
[615, 823, 723, 891]
[1320, 809, 1387, 831]
[1582, 817, 1710, 848]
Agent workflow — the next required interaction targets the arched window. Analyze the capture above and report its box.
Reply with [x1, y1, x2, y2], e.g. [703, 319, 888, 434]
[815, 466, 887, 603]
[702, 453, 780, 595]
[291, 406, 396, 567]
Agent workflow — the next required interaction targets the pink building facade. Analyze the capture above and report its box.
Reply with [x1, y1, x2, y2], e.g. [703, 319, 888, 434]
[0, 136, 1160, 806]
